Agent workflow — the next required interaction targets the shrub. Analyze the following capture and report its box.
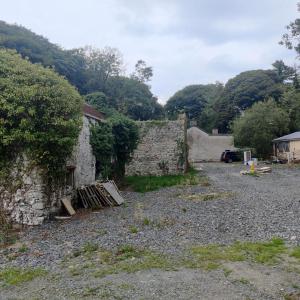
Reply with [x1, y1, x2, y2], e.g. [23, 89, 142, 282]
[0, 49, 83, 181]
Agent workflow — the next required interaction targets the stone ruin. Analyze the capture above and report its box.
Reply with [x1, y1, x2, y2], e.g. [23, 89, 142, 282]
[0, 104, 104, 225]
[126, 114, 188, 176]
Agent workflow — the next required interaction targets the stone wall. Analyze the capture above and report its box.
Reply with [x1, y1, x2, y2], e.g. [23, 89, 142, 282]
[126, 116, 187, 176]
[187, 127, 236, 162]
[68, 116, 96, 187]
[1, 157, 63, 225]
[1, 115, 97, 225]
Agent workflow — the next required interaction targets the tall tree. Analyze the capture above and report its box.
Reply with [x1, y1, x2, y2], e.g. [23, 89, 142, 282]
[78, 46, 124, 93]
[165, 84, 223, 124]
[215, 70, 283, 133]
[131, 60, 153, 83]
[280, 3, 300, 56]
[232, 100, 290, 158]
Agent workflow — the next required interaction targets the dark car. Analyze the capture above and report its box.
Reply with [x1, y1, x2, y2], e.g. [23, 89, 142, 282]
[221, 150, 242, 163]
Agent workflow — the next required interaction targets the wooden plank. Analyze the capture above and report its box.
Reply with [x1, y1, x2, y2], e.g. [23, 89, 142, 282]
[102, 182, 124, 205]
[61, 197, 76, 216]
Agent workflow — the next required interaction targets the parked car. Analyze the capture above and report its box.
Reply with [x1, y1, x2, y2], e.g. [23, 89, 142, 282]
[220, 150, 242, 163]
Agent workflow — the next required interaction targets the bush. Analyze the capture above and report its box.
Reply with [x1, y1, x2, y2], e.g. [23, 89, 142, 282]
[232, 100, 290, 158]
[0, 49, 83, 180]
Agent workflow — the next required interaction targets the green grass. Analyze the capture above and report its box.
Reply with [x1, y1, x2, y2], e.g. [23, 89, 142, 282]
[94, 251, 173, 278]
[129, 226, 138, 234]
[124, 168, 209, 193]
[62, 238, 299, 280]
[290, 247, 300, 260]
[0, 267, 47, 285]
[187, 238, 287, 268]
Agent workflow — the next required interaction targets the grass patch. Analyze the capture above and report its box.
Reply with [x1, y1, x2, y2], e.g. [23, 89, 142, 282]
[181, 192, 234, 202]
[124, 168, 209, 193]
[143, 218, 151, 226]
[73, 242, 99, 257]
[63, 238, 297, 280]
[93, 246, 174, 279]
[188, 238, 287, 268]
[290, 247, 300, 260]
[0, 267, 47, 285]
[129, 226, 138, 234]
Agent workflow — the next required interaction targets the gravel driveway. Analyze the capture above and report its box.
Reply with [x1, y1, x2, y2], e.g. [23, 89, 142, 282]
[1, 163, 300, 300]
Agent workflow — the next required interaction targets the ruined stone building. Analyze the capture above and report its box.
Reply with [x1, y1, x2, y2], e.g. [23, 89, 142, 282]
[126, 115, 188, 176]
[2, 104, 105, 225]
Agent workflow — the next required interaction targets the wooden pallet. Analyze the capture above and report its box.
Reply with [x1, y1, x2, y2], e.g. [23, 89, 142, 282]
[77, 180, 124, 209]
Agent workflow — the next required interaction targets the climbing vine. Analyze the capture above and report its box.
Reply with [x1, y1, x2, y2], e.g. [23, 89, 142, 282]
[0, 49, 83, 185]
[90, 112, 139, 180]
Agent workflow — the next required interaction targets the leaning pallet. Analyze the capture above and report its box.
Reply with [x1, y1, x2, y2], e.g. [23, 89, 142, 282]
[77, 180, 124, 209]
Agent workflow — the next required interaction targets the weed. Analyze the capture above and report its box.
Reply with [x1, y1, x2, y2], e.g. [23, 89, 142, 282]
[233, 237, 286, 264]
[182, 208, 187, 213]
[83, 242, 98, 253]
[223, 267, 232, 277]
[0, 267, 47, 285]
[284, 293, 300, 300]
[94, 252, 173, 279]
[69, 266, 81, 276]
[239, 277, 250, 284]
[118, 283, 135, 290]
[129, 226, 138, 234]
[188, 238, 287, 269]
[290, 247, 300, 260]
[143, 218, 151, 226]
[181, 192, 234, 202]
[116, 245, 144, 261]
[18, 244, 28, 253]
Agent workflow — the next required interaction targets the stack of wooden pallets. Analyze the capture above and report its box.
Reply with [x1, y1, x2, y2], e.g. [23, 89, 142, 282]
[77, 180, 124, 209]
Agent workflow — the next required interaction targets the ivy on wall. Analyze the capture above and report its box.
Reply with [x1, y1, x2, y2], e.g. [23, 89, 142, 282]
[90, 113, 139, 180]
[0, 49, 83, 184]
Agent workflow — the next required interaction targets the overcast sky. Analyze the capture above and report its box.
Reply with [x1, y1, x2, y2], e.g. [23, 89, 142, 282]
[1, 0, 299, 103]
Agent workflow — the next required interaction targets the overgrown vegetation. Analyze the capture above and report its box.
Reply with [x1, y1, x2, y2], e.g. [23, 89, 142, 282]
[124, 168, 209, 193]
[0, 49, 83, 183]
[60, 238, 300, 280]
[90, 110, 139, 180]
[0, 21, 164, 121]
[0, 267, 47, 285]
[232, 100, 290, 158]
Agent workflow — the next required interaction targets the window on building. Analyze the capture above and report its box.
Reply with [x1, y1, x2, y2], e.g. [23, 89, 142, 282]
[277, 142, 289, 153]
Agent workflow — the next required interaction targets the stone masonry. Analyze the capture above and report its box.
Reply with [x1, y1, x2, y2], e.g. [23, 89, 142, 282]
[126, 115, 188, 176]
[1, 105, 103, 225]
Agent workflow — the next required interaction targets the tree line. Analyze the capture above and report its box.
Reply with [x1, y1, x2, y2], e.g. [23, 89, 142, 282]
[2, 2, 300, 160]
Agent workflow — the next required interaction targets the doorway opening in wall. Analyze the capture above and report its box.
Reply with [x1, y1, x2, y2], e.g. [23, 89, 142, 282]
[66, 166, 75, 191]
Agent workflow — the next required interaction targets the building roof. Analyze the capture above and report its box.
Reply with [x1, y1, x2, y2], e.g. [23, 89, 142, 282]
[83, 103, 105, 121]
[273, 132, 300, 142]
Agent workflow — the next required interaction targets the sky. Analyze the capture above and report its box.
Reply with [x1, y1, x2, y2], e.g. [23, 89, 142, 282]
[0, 0, 299, 103]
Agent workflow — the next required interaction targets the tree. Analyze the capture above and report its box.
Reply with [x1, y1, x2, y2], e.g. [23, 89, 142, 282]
[0, 49, 83, 178]
[131, 60, 153, 83]
[79, 46, 124, 93]
[280, 3, 300, 56]
[104, 76, 164, 120]
[165, 83, 223, 129]
[215, 70, 283, 133]
[280, 87, 300, 131]
[85, 92, 116, 115]
[232, 100, 290, 158]
[0, 20, 88, 94]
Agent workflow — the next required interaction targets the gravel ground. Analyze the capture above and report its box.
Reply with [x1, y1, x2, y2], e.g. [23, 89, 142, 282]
[1, 163, 300, 299]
